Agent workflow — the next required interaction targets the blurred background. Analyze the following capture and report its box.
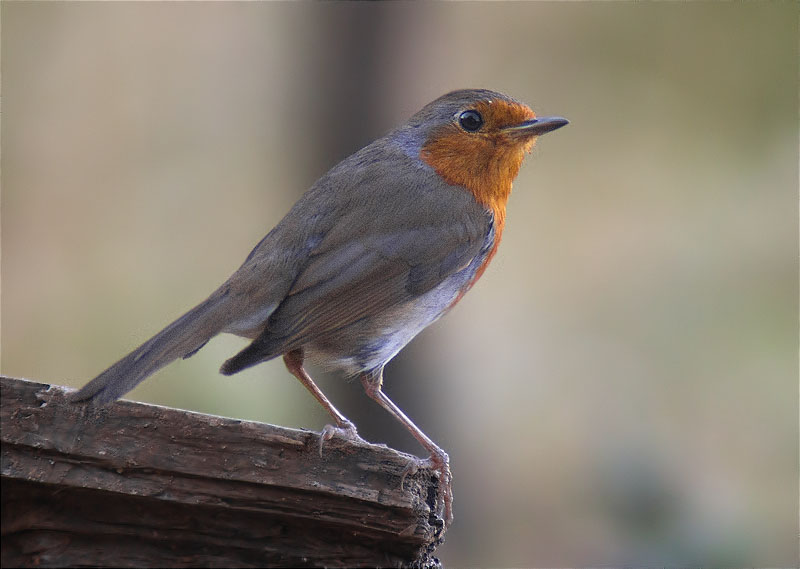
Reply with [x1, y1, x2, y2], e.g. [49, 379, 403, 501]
[3, 2, 797, 566]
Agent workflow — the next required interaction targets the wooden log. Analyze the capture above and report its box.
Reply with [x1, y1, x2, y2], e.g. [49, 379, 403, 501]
[0, 376, 445, 568]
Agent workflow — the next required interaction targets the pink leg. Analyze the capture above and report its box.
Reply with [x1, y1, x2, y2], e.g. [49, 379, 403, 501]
[361, 370, 453, 526]
[283, 349, 359, 451]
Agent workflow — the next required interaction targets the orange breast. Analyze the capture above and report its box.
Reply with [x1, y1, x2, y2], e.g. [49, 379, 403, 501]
[419, 98, 538, 300]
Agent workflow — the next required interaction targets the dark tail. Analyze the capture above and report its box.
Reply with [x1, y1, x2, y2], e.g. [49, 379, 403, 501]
[70, 292, 232, 404]
[219, 331, 282, 376]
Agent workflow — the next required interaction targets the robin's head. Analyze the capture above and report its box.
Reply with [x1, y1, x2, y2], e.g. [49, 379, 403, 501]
[397, 89, 567, 219]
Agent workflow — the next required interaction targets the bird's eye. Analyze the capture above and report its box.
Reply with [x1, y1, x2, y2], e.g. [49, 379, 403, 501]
[458, 110, 484, 132]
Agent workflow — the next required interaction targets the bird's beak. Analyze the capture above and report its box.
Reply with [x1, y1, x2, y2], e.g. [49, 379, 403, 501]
[503, 116, 569, 138]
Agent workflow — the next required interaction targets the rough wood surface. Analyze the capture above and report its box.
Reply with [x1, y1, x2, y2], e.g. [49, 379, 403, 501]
[0, 376, 445, 568]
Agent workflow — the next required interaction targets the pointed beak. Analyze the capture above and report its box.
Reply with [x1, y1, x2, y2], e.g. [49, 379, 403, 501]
[503, 116, 569, 138]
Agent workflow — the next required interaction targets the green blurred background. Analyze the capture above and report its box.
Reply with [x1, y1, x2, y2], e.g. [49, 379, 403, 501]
[3, 2, 797, 566]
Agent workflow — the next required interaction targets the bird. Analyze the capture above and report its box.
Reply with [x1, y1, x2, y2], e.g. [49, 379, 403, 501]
[70, 88, 568, 525]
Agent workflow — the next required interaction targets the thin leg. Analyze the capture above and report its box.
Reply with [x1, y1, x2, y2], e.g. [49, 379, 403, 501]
[283, 349, 359, 449]
[360, 369, 453, 526]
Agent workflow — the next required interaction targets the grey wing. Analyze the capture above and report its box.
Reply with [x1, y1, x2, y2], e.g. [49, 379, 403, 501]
[220, 181, 491, 374]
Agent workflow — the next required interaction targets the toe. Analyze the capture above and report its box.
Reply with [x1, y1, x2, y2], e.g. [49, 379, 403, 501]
[318, 421, 361, 456]
[404, 452, 454, 526]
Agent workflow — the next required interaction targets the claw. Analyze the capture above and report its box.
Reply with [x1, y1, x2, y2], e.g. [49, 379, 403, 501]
[425, 449, 453, 526]
[401, 451, 453, 526]
[318, 420, 360, 456]
[400, 458, 421, 491]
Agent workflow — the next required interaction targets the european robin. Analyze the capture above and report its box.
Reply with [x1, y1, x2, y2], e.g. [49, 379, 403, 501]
[71, 88, 568, 525]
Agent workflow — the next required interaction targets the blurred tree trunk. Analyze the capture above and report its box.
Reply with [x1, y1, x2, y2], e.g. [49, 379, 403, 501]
[298, 5, 444, 456]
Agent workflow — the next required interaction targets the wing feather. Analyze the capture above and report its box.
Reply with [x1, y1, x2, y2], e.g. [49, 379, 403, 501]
[221, 142, 493, 374]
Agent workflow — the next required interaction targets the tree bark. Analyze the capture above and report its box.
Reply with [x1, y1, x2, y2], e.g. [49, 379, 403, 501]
[1, 376, 445, 568]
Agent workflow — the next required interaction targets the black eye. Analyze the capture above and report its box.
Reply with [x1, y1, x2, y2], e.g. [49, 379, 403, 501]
[458, 110, 484, 132]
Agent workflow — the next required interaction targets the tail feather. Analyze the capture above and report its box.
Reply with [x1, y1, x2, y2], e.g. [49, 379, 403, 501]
[219, 333, 280, 376]
[70, 293, 231, 404]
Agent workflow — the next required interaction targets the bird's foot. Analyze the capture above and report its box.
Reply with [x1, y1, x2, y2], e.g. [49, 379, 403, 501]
[402, 449, 453, 527]
[319, 420, 360, 456]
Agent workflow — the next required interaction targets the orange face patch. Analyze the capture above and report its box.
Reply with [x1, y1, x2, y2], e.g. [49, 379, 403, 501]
[419, 99, 538, 227]
[420, 98, 541, 295]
